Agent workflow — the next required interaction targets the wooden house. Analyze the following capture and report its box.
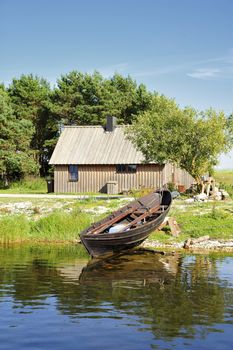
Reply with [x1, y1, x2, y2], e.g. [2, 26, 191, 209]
[49, 117, 194, 194]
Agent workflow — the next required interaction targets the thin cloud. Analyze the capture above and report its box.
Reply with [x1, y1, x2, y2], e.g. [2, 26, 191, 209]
[134, 50, 233, 80]
[187, 68, 221, 79]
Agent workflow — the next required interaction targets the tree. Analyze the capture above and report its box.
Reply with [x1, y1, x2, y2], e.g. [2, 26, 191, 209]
[53, 71, 105, 125]
[8, 74, 57, 175]
[52, 71, 152, 126]
[127, 94, 233, 184]
[103, 74, 152, 124]
[0, 88, 39, 184]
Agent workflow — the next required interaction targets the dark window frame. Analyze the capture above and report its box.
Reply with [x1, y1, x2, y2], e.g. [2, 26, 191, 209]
[116, 164, 137, 174]
[68, 165, 79, 182]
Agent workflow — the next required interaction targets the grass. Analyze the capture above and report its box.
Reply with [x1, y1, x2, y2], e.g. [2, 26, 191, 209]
[30, 209, 92, 242]
[148, 198, 233, 244]
[0, 210, 93, 244]
[0, 197, 129, 244]
[0, 215, 30, 243]
[0, 186, 232, 246]
[214, 169, 233, 198]
[0, 177, 47, 194]
[173, 205, 233, 240]
[214, 169, 233, 185]
[148, 169, 233, 246]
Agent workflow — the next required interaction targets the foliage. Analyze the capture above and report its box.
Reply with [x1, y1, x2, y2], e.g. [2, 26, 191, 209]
[8, 74, 58, 175]
[127, 94, 233, 183]
[1, 71, 232, 184]
[52, 70, 152, 126]
[0, 89, 39, 183]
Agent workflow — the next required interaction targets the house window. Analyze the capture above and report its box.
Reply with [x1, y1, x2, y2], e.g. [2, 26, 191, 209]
[69, 165, 78, 181]
[128, 164, 137, 173]
[116, 164, 137, 173]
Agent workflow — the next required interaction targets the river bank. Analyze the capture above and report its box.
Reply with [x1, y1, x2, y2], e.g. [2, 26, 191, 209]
[0, 194, 233, 251]
[143, 237, 233, 252]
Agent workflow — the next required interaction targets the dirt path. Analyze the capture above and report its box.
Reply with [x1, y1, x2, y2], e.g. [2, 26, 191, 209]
[0, 193, 124, 199]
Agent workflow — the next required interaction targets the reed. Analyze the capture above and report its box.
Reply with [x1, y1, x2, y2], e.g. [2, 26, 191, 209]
[0, 210, 93, 244]
[0, 215, 30, 243]
[30, 209, 92, 241]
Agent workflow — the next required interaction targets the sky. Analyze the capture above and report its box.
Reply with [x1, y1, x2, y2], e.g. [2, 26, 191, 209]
[1, 0, 233, 169]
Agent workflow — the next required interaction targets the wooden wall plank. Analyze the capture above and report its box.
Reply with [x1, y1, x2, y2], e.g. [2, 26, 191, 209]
[54, 164, 195, 193]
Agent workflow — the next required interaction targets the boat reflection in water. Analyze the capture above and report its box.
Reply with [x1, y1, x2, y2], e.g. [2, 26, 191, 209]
[79, 250, 180, 288]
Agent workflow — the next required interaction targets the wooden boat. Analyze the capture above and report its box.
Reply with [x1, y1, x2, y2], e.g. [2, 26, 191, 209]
[80, 189, 172, 258]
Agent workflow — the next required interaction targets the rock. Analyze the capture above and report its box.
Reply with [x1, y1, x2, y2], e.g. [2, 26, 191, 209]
[220, 190, 230, 199]
[194, 193, 208, 201]
[185, 198, 195, 203]
[211, 191, 222, 201]
[171, 191, 180, 199]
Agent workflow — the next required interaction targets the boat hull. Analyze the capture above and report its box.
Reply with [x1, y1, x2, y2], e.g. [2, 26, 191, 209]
[80, 190, 172, 258]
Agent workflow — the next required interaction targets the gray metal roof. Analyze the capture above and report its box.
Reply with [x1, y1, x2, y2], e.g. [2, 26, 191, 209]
[49, 126, 146, 165]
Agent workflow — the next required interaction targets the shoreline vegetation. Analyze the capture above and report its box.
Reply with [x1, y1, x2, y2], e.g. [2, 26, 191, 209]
[0, 170, 232, 252]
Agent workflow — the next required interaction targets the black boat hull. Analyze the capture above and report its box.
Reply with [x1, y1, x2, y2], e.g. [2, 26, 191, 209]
[80, 190, 172, 258]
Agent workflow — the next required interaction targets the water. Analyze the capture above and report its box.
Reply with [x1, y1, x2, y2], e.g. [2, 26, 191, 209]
[0, 245, 233, 350]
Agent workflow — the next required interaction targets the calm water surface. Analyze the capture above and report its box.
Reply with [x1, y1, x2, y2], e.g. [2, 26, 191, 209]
[0, 245, 233, 350]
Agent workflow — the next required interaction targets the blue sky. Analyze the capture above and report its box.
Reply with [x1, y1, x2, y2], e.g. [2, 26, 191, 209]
[1, 0, 233, 168]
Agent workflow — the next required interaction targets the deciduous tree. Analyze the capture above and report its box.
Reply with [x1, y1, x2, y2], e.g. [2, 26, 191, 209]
[127, 94, 233, 184]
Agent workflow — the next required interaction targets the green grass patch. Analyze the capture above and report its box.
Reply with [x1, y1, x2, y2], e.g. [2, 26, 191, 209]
[0, 209, 93, 244]
[214, 169, 233, 185]
[0, 177, 47, 194]
[148, 199, 233, 244]
[176, 209, 233, 239]
[0, 215, 30, 243]
[1, 194, 232, 247]
[214, 169, 233, 198]
[30, 209, 92, 242]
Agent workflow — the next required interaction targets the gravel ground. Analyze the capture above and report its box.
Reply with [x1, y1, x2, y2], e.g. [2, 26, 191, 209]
[143, 238, 233, 252]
